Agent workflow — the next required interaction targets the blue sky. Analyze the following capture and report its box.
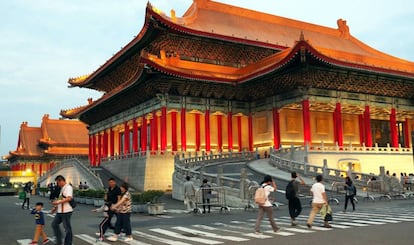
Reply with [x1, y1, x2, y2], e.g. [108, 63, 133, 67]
[0, 0, 413, 157]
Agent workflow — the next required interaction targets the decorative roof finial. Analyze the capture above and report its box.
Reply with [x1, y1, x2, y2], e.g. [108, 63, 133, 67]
[299, 31, 305, 41]
[337, 19, 350, 39]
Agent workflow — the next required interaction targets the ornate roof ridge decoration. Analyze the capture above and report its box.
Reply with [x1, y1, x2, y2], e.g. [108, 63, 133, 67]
[68, 74, 90, 86]
[60, 98, 94, 119]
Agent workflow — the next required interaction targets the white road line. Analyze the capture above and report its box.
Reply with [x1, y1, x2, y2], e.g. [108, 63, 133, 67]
[352, 220, 386, 225]
[133, 230, 191, 245]
[172, 226, 249, 242]
[335, 222, 367, 227]
[17, 239, 32, 245]
[150, 228, 223, 244]
[212, 222, 253, 231]
[242, 233, 273, 239]
[264, 230, 295, 236]
[283, 227, 315, 233]
[75, 234, 111, 244]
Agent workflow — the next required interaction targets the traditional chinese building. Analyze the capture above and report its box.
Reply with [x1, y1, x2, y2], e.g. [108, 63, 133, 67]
[62, 0, 414, 190]
[6, 114, 89, 177]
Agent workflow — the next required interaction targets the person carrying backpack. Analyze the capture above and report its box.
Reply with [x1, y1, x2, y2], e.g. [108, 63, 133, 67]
[343, 176, 356, 212]
[254, 175, 280, 234]
[286, 172, 305, 226]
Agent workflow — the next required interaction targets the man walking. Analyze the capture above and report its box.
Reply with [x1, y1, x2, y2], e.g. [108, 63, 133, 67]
[286, 171, 305, 226]
[51, 175, 73, 245]
[306, 174, 332, 228]
[183, 176, 196, 213]
[254, 175, 280, 234]
[105, 178, 121, 230]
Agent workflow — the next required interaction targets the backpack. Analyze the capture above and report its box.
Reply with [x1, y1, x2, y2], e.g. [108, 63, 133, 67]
[285, 180, 296, 199]
[254, 185, 267, 205]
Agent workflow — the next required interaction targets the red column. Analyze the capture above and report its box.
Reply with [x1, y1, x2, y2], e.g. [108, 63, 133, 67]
[404, 118, 410, 148]
[118, 131, 122, 155]
[248, 113, 253, 151]
[97, 134, 102, 166]
[302, 99, 311, 146]
[133, 119, 138, 152]
[195, 113, 201, 151]
[336, 102, 343, 147]
[364, 106, 373, 147]
[110, 128, 115, 157]
[390, 108, 398, 147]
[153, 112, 158, 151]
[227, 112, 233, 151]
[92, 134, 96, 166]
[181, 108, 187, 151]
[171, 111, 178, 151]
[161, 107, 167, 151]
[150, 116, 155, 152]
[124, 121, 130, 154]
[272, 108, 280, 149]
[88, 135, 92, 165]
[358, 114, 364, 146]
[103, 130, 108, 158]
[237, 116, 242, 152]
[141, 117, 148, 152]
[217, 114, 223, 151]
[205, 110, 211, 152]
[333, 109, 338, 144]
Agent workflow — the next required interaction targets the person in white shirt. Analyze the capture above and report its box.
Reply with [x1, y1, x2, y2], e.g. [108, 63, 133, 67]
[51, 175, 73, 245]
[183, 176, 196, 213]
[254, 175, 280, 234]
[306, 174, 331, 228]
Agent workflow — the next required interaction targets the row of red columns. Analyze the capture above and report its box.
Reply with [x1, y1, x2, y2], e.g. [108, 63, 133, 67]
[89, 100, 407, 166]
[89, 107, 253, 166]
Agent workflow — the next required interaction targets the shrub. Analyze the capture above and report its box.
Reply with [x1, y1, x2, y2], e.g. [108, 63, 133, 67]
[131, 190, 164, 204]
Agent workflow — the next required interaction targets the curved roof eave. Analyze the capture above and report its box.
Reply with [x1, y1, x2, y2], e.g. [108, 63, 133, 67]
[76, 64, 146, 119]
[68, 6, 155, 88]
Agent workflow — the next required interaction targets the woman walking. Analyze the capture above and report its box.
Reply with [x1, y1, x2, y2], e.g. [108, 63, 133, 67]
[107, 182, 133, 242]
[343, 176, 356, 212]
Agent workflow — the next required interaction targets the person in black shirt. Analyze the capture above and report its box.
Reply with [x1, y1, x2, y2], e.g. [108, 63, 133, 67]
[105, 178, 121, 230]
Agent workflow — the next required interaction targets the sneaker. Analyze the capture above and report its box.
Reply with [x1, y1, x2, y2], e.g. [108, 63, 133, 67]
[106, 235, 118, 242]
[273, 227, 281, 233]
[42, 239, 50, 245]
[324, 224, 332, 228]
[95, 232, 101, 236]
[28, 241, 37, 245]
[254, 231, 262, 235]
[306, 223, 312, 229]
[123, 237, 133, 242]
[291, 222, 297, 226]
[96, 237, 104, 242]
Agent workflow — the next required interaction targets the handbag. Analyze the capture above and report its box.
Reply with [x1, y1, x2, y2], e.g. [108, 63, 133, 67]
[324, 212, 333, 221]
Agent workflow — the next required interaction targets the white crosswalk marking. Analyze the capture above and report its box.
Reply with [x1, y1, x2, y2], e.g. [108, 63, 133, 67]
[283, 227, 315, 233]
[75, 234, 111, 244]
[150, 228, 223, 244]
[172, 226, 249, 242]
[133, 230, 191, 245]
[18, 206, 414, 245]
[335, 222, 367, 227]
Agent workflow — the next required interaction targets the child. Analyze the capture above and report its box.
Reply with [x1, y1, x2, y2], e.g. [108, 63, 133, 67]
[92, 202, 111, 241]
[29, 202, 49, 245]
